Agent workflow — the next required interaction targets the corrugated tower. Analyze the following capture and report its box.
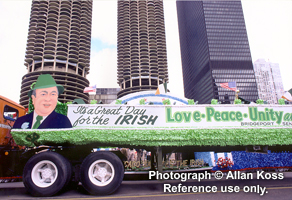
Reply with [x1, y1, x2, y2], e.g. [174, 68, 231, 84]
[117, 0, 169, 98]
[20, 0, 92, 107]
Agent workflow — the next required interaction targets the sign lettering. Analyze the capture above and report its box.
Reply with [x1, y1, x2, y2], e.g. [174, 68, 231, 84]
[67, 105, 292, 129]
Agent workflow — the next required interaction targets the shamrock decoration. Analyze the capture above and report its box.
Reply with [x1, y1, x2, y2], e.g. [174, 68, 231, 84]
[234, 99, 242, 104]
[278, 98, 285, 105]
[188, 99, 195, 105]
[90, 99, 98, 104]
[256, 99, 264, 104]
[139, 98, 146, 105]
[26, 132, 40, 145]
[115, 99, 122, 104]
[162, 99, 171, 105]
[211, 99, 218, 105]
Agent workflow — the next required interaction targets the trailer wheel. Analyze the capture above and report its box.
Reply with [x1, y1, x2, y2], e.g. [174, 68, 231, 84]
[80, 151, 124, 195]
[23, 151, 72, 197]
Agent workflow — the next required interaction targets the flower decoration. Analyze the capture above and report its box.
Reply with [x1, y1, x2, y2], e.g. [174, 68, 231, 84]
[215, 157, 234, 168]
[21, 122, 30, 129]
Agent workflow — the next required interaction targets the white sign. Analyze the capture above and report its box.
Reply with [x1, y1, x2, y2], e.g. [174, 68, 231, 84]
[67, 104, 292, 129]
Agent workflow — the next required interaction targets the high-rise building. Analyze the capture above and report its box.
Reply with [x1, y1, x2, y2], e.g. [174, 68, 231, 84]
[176, 1, 259, 104]
[254, 59, 284, 104]
[20, 0, 92, 107]
[89, 88, 120, 104]
[117, 0, 169, 98]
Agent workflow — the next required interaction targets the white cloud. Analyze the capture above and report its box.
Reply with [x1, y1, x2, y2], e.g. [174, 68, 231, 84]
[87, 48, 119, 88]
[242, 0, 292, 90]
[0, 1, 31, 103]
[164, 1, 184, 97]
[92, 0, 117, 45]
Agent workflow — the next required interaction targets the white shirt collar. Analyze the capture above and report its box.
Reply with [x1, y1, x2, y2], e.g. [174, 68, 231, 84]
[32, 111, 48, 129]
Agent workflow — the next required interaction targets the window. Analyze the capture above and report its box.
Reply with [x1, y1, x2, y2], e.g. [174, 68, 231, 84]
[3, 105, 19, 122]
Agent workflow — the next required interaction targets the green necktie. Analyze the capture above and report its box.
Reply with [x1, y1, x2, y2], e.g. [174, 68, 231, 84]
[33, 115, 43, 129]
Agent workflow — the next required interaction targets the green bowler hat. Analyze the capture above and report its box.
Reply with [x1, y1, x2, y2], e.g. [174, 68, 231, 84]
[28, 74, 64, 98]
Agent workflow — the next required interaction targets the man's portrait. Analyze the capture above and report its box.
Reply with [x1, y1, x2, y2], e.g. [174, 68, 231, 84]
[13, 74, 72, 129]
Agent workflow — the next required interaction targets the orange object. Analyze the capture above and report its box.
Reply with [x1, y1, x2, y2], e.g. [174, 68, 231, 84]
[0, 95, 26, 146]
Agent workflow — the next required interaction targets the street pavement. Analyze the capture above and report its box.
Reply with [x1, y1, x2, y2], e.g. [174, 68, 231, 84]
[1, 171, 292, 200]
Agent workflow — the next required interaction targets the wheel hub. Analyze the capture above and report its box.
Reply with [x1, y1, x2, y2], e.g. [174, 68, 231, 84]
[97, 167, 107, 178]
[31, 160, 58, 188]
[88, 159, 115, 187]
[41, 168, 53, 179]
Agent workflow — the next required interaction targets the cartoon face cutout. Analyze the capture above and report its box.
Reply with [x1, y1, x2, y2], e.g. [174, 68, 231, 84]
[31, 86, 58, 116]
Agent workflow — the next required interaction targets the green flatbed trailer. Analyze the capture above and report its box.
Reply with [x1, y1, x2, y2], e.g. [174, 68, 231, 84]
[4, 104, 292, 196]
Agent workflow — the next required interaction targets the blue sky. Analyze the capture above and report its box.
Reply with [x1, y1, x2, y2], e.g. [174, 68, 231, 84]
[91, 38, 116, 53]
[0, 0, 291, 104]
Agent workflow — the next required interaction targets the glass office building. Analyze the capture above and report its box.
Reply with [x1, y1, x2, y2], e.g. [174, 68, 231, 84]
[176, 1, 258, 104]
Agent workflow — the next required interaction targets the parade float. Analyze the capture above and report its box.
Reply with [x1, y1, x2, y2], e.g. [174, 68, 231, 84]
[1, 78, 292, 197]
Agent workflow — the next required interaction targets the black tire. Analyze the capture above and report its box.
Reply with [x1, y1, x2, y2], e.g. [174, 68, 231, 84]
[23, 151, 72, 197]
[80, 151, 124, 195]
